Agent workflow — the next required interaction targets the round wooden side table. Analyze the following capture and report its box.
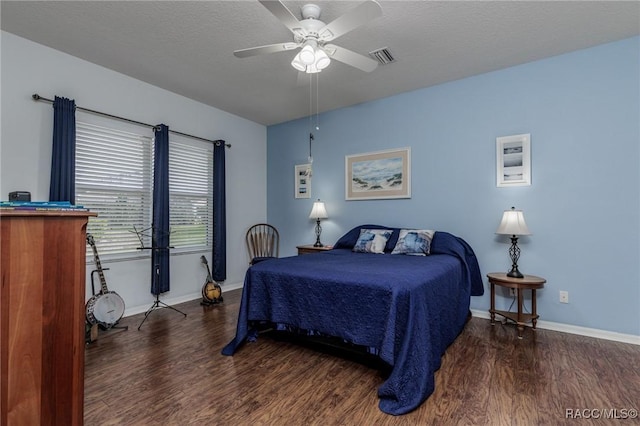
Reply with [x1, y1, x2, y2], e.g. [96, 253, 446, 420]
[487, 272, 546, 339]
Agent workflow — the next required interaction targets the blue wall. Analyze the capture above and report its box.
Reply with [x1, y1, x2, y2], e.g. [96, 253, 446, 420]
[267, 36, 640, 336]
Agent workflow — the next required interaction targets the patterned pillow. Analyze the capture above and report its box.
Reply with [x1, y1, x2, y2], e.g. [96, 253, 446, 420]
[391, 229, 435, 256]
[352, 229, 393, 254]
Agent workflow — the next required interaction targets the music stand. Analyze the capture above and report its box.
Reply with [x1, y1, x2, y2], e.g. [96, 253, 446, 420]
[132, 226, 187, 330]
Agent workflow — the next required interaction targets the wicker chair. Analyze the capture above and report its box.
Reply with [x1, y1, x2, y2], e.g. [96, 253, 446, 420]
[246, 223, 280, 265]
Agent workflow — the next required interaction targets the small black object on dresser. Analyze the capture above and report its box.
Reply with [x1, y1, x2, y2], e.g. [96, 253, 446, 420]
[9, 191, 31, 202]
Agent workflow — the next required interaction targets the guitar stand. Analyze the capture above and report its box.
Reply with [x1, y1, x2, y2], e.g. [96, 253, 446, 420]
[200, 297, 223, 307]
[90, 269, 106, 297]
[104, 323, 129, 332]
[137, 293, 187, 330]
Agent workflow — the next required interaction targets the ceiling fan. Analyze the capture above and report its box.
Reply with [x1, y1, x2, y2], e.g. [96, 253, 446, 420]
[234, 0, 383, 74]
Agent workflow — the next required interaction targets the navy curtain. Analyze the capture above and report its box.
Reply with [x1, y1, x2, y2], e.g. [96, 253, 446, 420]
[212, 140, 227, 281]
[49, 96, 76, 203]
[152, 124, 171, 295]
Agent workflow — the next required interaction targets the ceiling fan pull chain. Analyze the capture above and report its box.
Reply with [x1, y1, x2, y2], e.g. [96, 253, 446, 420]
[315, 73, 320, 131]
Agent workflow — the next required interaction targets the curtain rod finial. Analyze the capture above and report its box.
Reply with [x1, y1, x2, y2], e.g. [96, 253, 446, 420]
[32, 93, 40, 100]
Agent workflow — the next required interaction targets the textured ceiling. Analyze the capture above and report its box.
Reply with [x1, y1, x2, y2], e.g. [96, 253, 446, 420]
[2, 1, 639, 125]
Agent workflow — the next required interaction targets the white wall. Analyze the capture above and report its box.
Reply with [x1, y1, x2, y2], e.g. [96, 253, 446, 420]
[1, 32, 267, 314]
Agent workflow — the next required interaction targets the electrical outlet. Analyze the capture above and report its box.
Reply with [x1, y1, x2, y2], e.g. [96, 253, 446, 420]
[509, 288, 516, 297]
[559, 290, 569, 304]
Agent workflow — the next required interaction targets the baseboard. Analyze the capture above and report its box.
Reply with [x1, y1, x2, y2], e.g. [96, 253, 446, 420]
[470, 309, 640, 346]
[124, 280, 244, 317]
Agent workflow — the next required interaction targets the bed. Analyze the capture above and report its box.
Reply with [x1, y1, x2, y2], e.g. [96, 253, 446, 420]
[222, 225, 484, 415]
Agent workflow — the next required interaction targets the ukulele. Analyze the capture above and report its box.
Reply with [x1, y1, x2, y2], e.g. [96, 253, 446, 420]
[86, 234, 126, 329]
[200, 255, 223, 304]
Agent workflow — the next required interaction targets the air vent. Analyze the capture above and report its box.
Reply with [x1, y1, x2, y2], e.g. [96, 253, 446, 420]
[369, 47, 396, 65]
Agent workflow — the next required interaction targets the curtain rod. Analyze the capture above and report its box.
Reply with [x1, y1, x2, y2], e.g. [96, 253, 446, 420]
[32, 94, 231, 148]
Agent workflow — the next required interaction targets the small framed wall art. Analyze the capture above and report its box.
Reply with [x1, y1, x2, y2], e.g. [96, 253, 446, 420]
[496, 134, 531, 187]
[294, 163, 311, 199]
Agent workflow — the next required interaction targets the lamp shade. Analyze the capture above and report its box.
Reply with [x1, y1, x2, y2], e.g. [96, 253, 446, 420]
[315, 49, 331, 70]
[291, 53, 306, 72]
[299, 44, 316, 65]
[496, 207, 531, 236]
[309, 200, 328, 219]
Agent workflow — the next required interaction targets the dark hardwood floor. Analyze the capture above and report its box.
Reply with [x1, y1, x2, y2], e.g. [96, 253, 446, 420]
[85, 289, 640, 425]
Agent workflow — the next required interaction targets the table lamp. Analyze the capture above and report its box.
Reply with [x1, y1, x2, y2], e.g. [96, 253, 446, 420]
[309, 199, 328, 247]
[496, 207, 531, 278]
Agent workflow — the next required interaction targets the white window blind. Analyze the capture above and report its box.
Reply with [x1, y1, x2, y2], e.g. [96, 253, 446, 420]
[169, 140, 213, 250]
[76, 121, 153, 257]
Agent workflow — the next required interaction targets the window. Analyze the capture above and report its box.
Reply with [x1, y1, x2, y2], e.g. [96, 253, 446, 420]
[76, 121, 153, 257]
[76, 121, 214, 258]
[169, 139, 213, 250]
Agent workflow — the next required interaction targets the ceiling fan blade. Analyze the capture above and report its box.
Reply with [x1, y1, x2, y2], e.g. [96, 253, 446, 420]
[318, 0, 382, 42]
[324, 44, 378, 72]
[259, 0, 306, 37]
[234, 42, 298, 58]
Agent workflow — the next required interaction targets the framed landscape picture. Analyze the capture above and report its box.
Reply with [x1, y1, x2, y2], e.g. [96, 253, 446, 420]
[496, 134, 531, 187]
[294, 164, 311, 198]
[345, 147, 411, 200]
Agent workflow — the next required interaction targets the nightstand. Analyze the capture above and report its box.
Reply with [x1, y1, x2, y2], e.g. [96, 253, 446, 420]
[296, 244, 333, 255]
[487, 272, 546, 339]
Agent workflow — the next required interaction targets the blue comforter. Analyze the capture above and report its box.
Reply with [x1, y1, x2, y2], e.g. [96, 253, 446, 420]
[222, 230, 483, 415]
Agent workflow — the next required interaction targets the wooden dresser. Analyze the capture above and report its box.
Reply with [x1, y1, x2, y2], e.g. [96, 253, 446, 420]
[1, 210, 95, 425]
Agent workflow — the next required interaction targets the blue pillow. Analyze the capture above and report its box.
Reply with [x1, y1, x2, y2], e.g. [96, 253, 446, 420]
[391, 229, 435, 255]
[334, 225, 400, 251]
[353, 229, 393, 254]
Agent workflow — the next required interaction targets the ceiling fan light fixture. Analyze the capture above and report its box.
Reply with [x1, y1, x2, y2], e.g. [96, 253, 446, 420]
[305, 63, 320, 74]
[315, 48, 331, 70]
[299, 43, 316, 65]
[291, 53, 306, 72]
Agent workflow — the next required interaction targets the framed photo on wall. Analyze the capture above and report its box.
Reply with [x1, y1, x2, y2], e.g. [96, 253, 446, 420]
[294, 164, 311, 199]
[496, 134, 531, 187]
[345, 147, 411, 200]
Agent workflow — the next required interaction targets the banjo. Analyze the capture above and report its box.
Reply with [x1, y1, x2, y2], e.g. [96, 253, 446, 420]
[86, 234, 125, 329]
